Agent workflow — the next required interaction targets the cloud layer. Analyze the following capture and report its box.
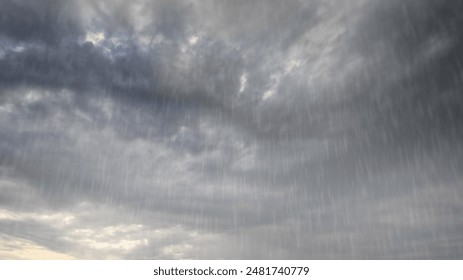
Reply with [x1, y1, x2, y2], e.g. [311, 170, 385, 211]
[1, 0, 462, 259]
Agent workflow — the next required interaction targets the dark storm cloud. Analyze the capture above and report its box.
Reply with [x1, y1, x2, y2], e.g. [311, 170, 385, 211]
[0, 42, 157, 101]
[0, 0, 82, 44]
[348, 0, 463, 141]
[0, 0, 463, 259]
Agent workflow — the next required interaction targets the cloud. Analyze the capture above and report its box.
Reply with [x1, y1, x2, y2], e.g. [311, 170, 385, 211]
[0, 0, 462, 259]
[0, 0, 82, 44]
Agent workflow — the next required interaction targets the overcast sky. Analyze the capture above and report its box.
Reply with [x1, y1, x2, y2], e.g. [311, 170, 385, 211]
[0, 0, 462, 259]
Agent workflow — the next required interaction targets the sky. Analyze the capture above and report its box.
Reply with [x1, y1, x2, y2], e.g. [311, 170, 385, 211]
[0, 0, 462, 259]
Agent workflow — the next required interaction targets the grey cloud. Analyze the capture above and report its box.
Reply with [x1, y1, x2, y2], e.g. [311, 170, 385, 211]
[0, 0, 463, 259]
[0, 42, 155, 97]
[0, 0, 82, 44]
[196, 0, 321, 49]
